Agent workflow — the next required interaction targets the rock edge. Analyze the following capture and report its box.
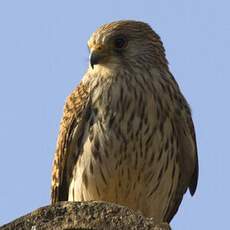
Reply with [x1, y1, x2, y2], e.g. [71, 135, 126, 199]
[1, 201, 171, 230]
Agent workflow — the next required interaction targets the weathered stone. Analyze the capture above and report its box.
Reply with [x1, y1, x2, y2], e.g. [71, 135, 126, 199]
[0, 201, 170, 230]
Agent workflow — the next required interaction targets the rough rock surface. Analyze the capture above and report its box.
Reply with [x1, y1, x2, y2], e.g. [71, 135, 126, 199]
[1, 201, 171, 230]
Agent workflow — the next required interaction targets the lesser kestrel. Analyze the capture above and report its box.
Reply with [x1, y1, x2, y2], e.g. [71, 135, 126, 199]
[51, 20, 198, 223]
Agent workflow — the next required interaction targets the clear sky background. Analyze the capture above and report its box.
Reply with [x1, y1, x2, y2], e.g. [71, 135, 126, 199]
[0, 1, 229, 229]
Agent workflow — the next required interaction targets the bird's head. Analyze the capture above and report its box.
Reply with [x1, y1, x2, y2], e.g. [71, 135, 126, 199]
[88, 20, 168, 72]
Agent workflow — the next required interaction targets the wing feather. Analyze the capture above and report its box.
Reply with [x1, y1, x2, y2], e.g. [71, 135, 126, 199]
[51, 81, 90, 204]
[164, 108, 198, 222]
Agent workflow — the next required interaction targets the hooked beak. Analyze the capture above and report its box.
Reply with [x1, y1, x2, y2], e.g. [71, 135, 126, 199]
[90, 50, 107, 69]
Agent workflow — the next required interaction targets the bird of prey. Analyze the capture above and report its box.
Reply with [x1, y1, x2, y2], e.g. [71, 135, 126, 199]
[51, 20, 198, 223]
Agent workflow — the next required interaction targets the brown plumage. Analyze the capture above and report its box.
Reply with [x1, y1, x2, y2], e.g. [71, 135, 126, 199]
[51, 20, 198, 223]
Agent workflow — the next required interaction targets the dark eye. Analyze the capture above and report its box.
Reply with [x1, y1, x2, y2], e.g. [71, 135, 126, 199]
[114, 36, 127, 49]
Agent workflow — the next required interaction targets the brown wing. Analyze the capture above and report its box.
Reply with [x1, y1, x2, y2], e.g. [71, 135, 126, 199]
[187, 117, 199, 195]
[165, 107, 199, 222]
[51, 81, 90, 204]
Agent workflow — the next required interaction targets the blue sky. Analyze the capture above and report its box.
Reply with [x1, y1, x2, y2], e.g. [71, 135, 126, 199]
[0, 1, 229, 229]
